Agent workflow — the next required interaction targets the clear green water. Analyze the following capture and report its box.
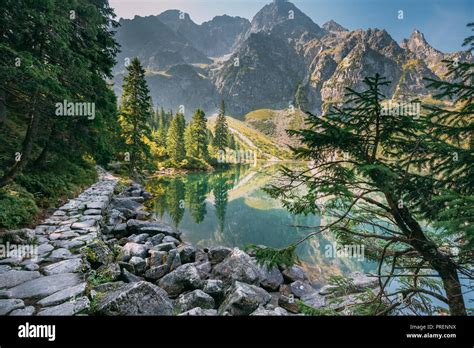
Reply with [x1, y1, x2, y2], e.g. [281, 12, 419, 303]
[147, 164, 375, 284]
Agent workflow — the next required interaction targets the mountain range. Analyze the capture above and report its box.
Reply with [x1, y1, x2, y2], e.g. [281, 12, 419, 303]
[112, 0, 471, 119]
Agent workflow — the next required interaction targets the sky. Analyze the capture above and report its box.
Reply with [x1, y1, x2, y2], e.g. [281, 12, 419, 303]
[108, 0, 473, 52]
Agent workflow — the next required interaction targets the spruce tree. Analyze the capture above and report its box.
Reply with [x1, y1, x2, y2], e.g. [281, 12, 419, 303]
[118, 57, 153, 172]
[264, 71, 471, 315]
[167, 112, 186, 163]
[213, 100, 229, 151]
[185, 109, 209, 160]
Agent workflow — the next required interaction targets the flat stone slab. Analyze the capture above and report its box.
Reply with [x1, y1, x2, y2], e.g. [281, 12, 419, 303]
[9, 305, 35, 316]
[9, 273, 83, 299]
[47, 248, 73, 261]
[43, 259, 83, 275]
[37, 243, 54, 255]
[71, 220, 97, 230]
[0, 299, 25, 315]
[0, 270, 41, 289]
[37, 282, 87, 307]
[37, 296, 90, 316]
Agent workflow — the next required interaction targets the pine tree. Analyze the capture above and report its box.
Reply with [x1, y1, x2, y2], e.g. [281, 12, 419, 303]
[295, 82, 308, 111]
[213, 100, 229, 151]
[167, 112, 186, 163]
[118, 58, 153, 172]
[185, 109, 209, 160]
[157, 107, 168, 148]
[264, 71, 471, 316]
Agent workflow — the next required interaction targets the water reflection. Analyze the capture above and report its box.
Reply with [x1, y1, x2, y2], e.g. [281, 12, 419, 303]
[146, 164, 374, 282]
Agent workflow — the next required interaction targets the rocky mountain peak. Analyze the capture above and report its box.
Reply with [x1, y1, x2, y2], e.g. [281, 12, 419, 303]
[322, 20, 348, 32]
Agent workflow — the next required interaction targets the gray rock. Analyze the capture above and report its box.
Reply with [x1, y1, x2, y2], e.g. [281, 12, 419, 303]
[0, 270, 41, 288]
[96, 281, 173, 315]
[202, 279, 225, 302]
[318, 284, 338, 296]
[219, 281, 271, 316]
[129, 256, 146, 274]
[289, 281, 316, 299]
[43, 258, 83, 275]
[0, 290, 12, 298]
[250, 305, 288, 316]
[84, 209, 102, 215]
[259, 265, 284, 291]
[153, 242, 175, 252]
[147, 250, 168, 268]
[176, 289, 215, 312]
[9, 273, 83, 299]
[300, 292, 326, 309]
[162, 236, 180, 245]
[281, 265, 308, 283]
[120, 242, 148, 261]
[178, 307, 218, 316]
[84, 240, 114, 266]
[47, 248, 73, 262]
[37, 296, 90, 316]
[24, 263, 40, 272]
[9, 306, 35, 316]
[0, 299, 24, 315]
[37, 283, 87, 307]
[144, 265, 169, 281]
[165, 249, 181, 272]
[208, 246, 232, 264]
[71, 220, 97, 230]
[128, 233, 149, 244]
[158, 263, 203, 298]
[0, 265, 12, 274]
[212, 248, 260, 286]
[349, 272, 378, 291]
[149, 234, 165, 246]
[178, 244, 197, 264]
[111, 197, 143, 212]
[195, 261, 212, 279]
[37, 243, 54, 255]
[126, 219, 181, 238]
[96, 262, 121, 281]
[121, 268, 144, 283]
[86, 201, 108, 211]
[92, 281, 125, 293]
[111, 223, 127, 236]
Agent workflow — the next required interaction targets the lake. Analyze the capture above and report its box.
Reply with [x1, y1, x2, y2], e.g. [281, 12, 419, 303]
[146, 163, 376, 286]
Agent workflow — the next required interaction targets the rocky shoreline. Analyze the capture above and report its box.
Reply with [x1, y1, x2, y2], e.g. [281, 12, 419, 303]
[0, 168, 378, 316]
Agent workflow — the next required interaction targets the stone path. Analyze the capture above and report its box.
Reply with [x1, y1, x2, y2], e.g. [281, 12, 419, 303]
[0, 168, 118, 316]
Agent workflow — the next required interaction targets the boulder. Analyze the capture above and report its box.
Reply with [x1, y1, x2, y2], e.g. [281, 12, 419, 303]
[96, 281, 173, 315]
[208, 246, 232, 264]
[126, 220, 181, 238]
[144, 265, 169, 281]
[149, 234, 165, 246]
[9, 306, 35, 316]
[129, 257, 146, 274]
[176, 290, 215, 312]
[165, 249, 181, 272]
[258, 265, 284, 291]
[219, 281, 271, 316]
[158, 263, 203, 298]
[120, 242, 148, 261]
[178, 307, 218, 316]
[37, 283, 87, 307]
[128, 233, 149, 244]
[96, 262, 121, 282]
[153, 242, 175, 252]
[212, 248, 260, 286]
[121, 268, 143, 283]
[178, 244, 197, 264]
[163, 236, 180, 245]
[288, 281, 316, 299]
[281, 265, 308, 283]
[202, 279, 225, 303]
[147, 250, 168, 268]
[84, 240, 114, 267]
[250, 305, 288, 316]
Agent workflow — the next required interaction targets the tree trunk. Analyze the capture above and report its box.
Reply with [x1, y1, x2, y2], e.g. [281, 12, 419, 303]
[0, 88, 6, 127]
[385, 193, 466, 315]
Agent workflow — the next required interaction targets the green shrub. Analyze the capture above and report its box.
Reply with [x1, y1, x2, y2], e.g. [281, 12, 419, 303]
[0, 185, 39, 229]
